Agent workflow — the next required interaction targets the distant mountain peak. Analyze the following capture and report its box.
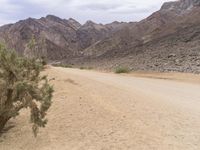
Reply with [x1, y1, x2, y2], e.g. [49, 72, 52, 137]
[161, 0, 200, 13]
[46, 15, 63, 22]
[68, 18, 78, 22]
[66, 18, 81, 29]
[84, 20, 97, 26]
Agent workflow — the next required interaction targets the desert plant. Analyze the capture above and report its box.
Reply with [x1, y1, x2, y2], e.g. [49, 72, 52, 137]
[80, 66, 86, 70]
[0, 44, 53, 136]
[115, 66, 130, 74]
[25, 36, 48, 66]
[52, 63, 73, 68]
[40, 56, 47, 66]
[79, 66, 93, 70]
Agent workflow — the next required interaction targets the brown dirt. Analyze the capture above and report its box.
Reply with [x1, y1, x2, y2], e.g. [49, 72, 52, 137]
[1, 66, 200, 150]
[130, 72, 200, 84]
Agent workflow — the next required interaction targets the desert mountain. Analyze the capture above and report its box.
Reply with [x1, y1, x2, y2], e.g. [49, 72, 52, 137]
[80, 0, 200, 73]
[0, 15, 126, 60]
[0, 0, 200, 72]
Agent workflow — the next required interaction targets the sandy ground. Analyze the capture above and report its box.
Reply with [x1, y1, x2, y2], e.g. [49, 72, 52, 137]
[130, 72, 200, 84]
[1, 67, 200, 150]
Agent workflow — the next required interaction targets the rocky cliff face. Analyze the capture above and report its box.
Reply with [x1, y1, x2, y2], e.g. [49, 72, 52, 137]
[161, 0, 200, 12]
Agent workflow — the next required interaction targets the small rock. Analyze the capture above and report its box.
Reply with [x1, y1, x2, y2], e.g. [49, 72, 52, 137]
[168, 53, 176, 58]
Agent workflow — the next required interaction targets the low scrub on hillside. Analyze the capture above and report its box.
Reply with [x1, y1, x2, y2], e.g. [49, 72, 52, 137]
[0, 44, 53, 136]
[79, 66, 93, 70]
[115, 67, 130, 74]
[53, 63, 73, 68]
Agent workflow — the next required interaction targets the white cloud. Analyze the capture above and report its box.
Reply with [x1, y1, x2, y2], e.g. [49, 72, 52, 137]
[0, 0, 172, 25]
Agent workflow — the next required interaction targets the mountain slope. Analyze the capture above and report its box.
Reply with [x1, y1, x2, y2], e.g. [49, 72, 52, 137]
[84, 0, 200, 57]
[0, 15, 80, 59]
[80, 0, 200, 73]
[0, 15, 125, 60]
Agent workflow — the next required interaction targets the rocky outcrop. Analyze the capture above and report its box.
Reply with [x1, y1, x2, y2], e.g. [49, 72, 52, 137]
[161, 0, 200, 12]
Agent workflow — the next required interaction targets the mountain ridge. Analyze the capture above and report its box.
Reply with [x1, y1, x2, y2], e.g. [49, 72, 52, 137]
[0, 0, 200, 73]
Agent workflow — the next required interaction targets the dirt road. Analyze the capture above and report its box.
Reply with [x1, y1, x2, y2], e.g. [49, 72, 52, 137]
[1, 67, 200, 150]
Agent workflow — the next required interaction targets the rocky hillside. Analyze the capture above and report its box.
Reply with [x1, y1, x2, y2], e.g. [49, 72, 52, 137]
[79, 0, 200, 73]
[0, 0, 200, 73]
[0, 15, 126, 60]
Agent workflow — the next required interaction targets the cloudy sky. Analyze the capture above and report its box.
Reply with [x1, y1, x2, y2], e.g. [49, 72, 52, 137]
[0, 0, 172, 25]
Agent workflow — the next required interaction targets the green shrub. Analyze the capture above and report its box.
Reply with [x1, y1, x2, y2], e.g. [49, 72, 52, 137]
[61, 64, 73, 68]
[79, 66, 93, 70]
[52, 63, 73, 68]
[115, 67, 130, 74]
[80, 66, 85, 70]
[0, 44, 53, 136]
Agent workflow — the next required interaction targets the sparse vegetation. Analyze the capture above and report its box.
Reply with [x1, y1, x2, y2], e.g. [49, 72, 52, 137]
[79, 66, 93, 70]
[52, 64, 94, 70]
[80, 66, 85, 70]
[115, 67, 130, 74]
[87, 67, 93, 70]
[0, 44, 53, 136]
[52, 63, 73, 68]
